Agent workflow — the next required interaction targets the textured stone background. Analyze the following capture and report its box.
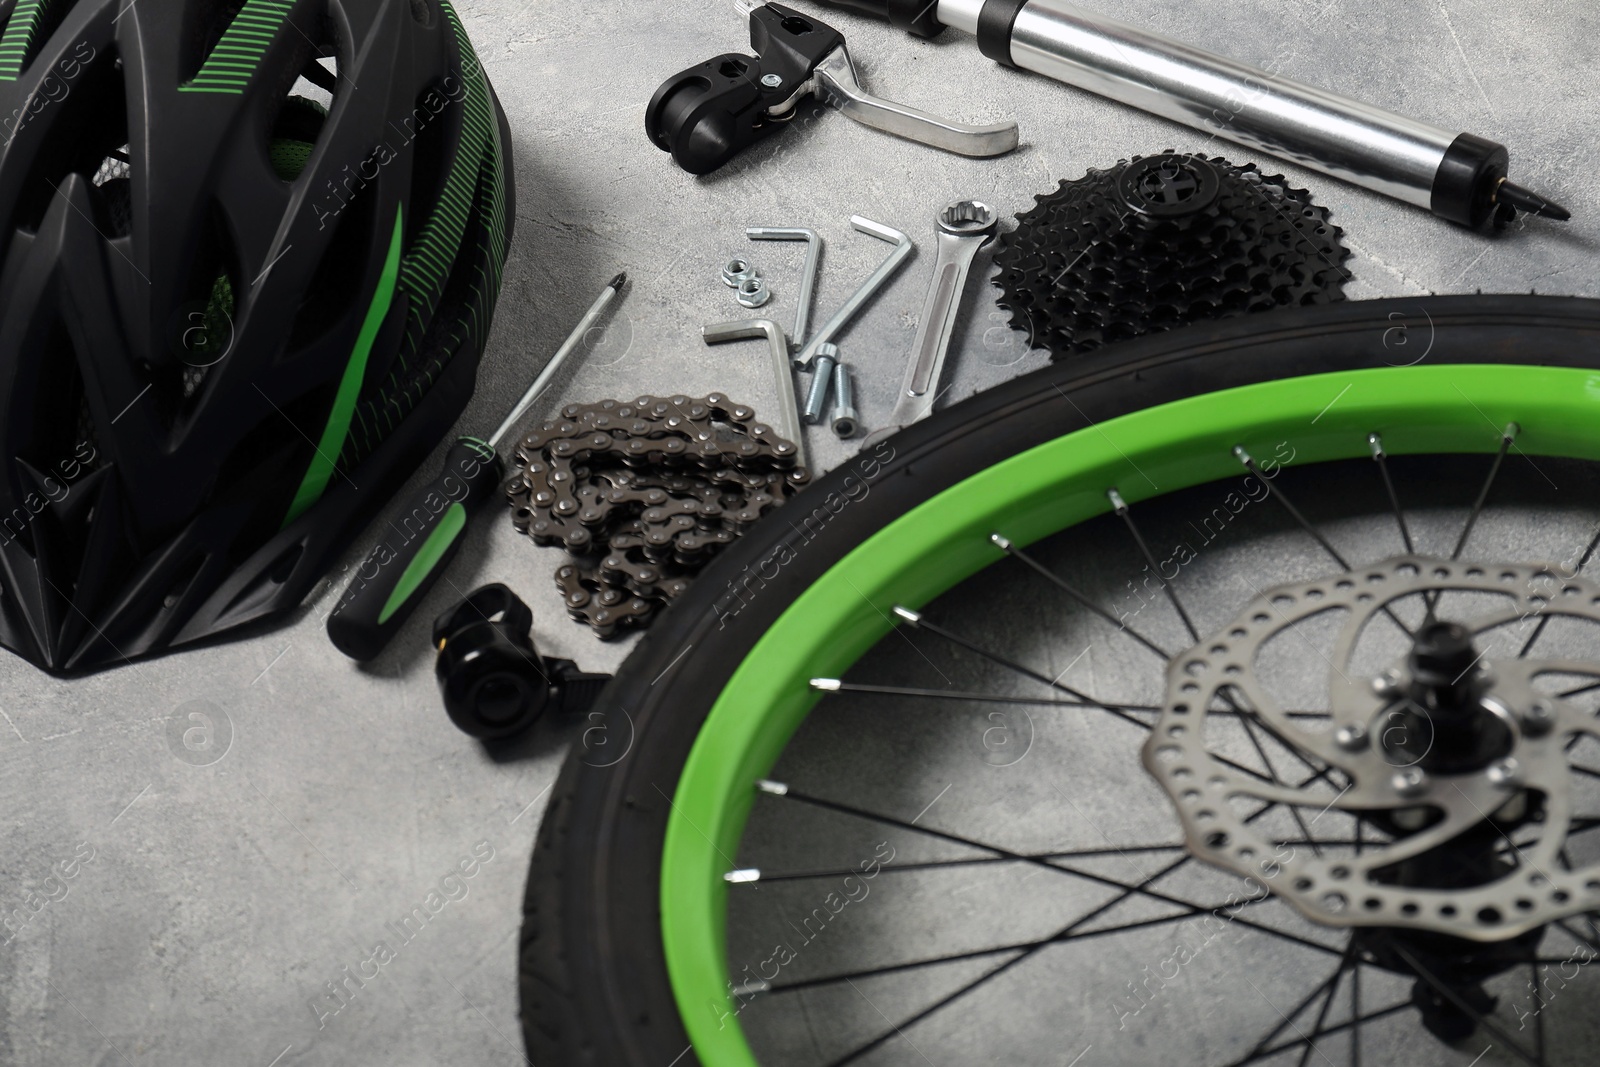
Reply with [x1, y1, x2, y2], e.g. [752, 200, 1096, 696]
[1, 0, 1595, 1063]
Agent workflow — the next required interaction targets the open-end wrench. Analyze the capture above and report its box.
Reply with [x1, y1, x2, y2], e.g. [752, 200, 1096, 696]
[864, 201, 998, 446]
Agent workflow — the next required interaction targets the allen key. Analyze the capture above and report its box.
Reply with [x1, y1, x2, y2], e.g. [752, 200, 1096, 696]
[702, 318, 808, 468]
[746, 227, 822, 350]
[794, 216, 914, 370]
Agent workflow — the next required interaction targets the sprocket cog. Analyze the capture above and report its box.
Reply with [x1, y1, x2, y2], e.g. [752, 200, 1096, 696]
[994, 151, 1353, 358]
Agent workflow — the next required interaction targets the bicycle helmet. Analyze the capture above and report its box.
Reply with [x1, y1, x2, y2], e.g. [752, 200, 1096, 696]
[0, 0, 515, 672]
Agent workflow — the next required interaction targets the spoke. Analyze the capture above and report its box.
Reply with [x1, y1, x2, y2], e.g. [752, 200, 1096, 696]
[1236, 710, 1323, 858]
[1453, 423, 1518, 560]
[1232, 940, 1352, 1067]
[1350, 958, 1362, 1067]
[811, 680, 1162, 713]
[770, 900, 1269, 995]
[1556, 918, 1600, 956]
[1228, 688, 1343, 792]
[1237, 1001, 1413, 1067]
[1530, 955, 1546, 1066]
[755, 841, 1189, 883]
[1368, 433, 1415, 554]
[894, 607, 1298, 789]
[816, 847, 1336, 1065]
[1559, 677, 1600, 700]
[1391, 942, 1542, 1067]
[814, 680, 1331, 722]
[1295, 943, 1352, 1067]
[1109, 489, 1201, 642]
[1236, 447, 1351, 570]
[818, 849, 1204, 1065]
[991, 533, 1173, 660]
[772, 784, 1345, 960]
[892, 606, 1154, 734]
[1523, 520, 1600, 658]
[1237, 447, 1414, 640]
[822, 950, 1038, 1066]
[1574, 763, 1600, 781]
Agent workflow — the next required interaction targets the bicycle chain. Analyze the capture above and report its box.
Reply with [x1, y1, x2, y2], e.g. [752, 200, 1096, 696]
[506, 395, 810, 638]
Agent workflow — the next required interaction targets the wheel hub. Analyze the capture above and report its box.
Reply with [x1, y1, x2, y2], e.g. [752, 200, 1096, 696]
[1144, 555, 1600, 941]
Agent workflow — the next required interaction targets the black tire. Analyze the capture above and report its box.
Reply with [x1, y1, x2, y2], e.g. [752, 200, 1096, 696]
[518, 295, 1600, 1065]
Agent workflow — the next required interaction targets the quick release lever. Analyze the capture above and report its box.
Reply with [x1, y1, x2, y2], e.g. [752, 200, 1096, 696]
[645, 1, 1019, 175]
[810, 0, 1570, 230]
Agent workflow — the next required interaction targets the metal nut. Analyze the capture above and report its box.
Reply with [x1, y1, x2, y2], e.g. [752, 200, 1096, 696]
[1391, 767, 1429, 798]
[722, 258, 759, 288]
[736, 276, 772, 309]
[1334, 723, 1369, 752]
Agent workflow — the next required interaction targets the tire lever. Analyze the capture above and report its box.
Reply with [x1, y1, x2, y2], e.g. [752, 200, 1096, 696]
[646, 1, 1018, 175]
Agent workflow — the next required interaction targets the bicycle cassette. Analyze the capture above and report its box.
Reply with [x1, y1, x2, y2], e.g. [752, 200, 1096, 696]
[994, 151, 1353, 358]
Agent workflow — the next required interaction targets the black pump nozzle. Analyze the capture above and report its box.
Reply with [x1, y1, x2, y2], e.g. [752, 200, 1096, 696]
[1497, 180, 1572, 222]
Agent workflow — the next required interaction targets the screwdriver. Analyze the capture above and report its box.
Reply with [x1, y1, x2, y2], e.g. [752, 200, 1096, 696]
[811, 0, 1571, 228]
[327, 274, 627, 661]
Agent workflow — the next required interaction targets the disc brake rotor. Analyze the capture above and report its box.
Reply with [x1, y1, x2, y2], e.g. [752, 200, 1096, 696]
[1146, 554, 1600, 941]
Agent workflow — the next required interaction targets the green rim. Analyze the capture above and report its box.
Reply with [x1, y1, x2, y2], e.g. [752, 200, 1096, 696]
[660, 363, 1600, 1064]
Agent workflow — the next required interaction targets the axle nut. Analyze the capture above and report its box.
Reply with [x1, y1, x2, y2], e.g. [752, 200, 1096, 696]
[1391, 767, 1429, 798]
[722, 258, 759, 288]
[736, 276, 772, 309]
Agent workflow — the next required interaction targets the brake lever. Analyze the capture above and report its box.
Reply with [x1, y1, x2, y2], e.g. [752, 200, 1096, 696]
[645, 1, 1019, 175]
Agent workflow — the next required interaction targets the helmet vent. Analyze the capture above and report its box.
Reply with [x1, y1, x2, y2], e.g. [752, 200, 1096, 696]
[11, 43, 127, 235]
[93, 146, 132, 237]
[266, 27, 338, 182]
[91, 148, 131, 188]
[158, 205, 237, 426]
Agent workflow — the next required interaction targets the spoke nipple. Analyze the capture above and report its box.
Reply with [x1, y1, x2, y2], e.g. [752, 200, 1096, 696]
[892, 605, 922, 625]
[724, 868, 762, 884]
[1106, 488, 1128, 513]
[1335, 723, 1369, 751]
[1232, 445, 1253, 466]
[731, 979, 771, 998]
[810, 678, 842, 692]
[1521, 700, 1556, 737]
[1504, 422, 1522, 442]
[990, 532, 1013, 551]
[1487, 758, 1522, 789]
[1391, 767, 1429, 798]
[756, 779, 789, 796]
[1367, 432, 1385, 459]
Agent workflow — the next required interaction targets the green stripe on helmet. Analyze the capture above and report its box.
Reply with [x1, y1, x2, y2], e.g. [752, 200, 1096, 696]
[282, 205, 404, 527]
[180, 0, 297, 95]
[0, 0, 52, 82]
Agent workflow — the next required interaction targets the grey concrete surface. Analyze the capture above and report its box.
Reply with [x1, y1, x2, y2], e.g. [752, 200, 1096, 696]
[2, 0, 1598, 1064]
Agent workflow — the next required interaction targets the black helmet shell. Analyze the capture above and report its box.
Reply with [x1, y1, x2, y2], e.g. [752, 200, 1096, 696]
[0, 0, 515, 672]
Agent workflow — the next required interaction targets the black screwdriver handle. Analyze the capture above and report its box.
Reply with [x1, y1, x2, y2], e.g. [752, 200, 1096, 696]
[327, 438, 504, 661]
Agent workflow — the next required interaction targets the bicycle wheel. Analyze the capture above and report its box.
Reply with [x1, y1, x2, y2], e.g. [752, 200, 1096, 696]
[521, 294, 1600, 1067]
